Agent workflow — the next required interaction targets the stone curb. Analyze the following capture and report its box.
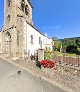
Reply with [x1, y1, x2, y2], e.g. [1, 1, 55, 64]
[0, 55, 75, 92]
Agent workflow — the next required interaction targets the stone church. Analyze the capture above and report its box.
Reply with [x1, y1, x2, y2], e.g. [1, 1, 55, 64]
[0, 0, 53, 59]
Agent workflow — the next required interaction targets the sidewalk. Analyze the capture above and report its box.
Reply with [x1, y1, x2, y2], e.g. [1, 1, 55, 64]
[0, 54, 80, 92]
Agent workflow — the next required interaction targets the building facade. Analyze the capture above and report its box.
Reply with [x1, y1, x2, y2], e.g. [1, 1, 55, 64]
[0, 0, 53, 59]
[0, 31, 2, 53]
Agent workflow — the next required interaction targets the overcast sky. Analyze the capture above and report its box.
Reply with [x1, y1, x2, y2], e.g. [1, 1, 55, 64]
[0, 0, 80, 39]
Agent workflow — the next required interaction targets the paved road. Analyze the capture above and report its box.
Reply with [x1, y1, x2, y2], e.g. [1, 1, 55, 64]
[0, 58, 67, 92]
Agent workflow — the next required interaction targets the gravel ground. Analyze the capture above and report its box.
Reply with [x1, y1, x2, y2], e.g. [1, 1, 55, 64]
[0, 54, 80, 92]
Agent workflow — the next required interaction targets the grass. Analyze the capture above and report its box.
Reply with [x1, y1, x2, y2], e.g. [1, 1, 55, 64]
[66, 53, 76, 57]
[52, 50, 76, 57]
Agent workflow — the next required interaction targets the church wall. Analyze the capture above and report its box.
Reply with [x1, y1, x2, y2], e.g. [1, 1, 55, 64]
[2, 27, 18, 57]
[27, 24, 41, 55]
[22, 18, 27, 58]
[4, 0, 17, 29]
[2, 0, 53, 59]
[16, 16, 25, 58]
[0, 31, 2, 53]
[26, 24, 52, 56]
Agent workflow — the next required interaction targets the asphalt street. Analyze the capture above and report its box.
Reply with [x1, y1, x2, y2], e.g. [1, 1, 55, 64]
[0, 57, 67, 92]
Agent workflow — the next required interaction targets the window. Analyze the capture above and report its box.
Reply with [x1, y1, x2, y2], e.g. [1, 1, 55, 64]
[21, 3, 24, 12]
[21, 0, 25, 12]
[7, 15, 10, 23]
[22, 0, 24, 2]
[7, 0, 11, 7]
[39, 37, 41, 44]
[21, 0, 30, 16]
[25, 5, 29, 15]
[31, 35, 33, 44]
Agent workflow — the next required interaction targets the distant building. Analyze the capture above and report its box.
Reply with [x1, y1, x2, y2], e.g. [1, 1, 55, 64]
[0, 0, 53, 59]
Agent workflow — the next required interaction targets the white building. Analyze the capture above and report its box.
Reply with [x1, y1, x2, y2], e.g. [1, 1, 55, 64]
[25, 23, 53, 56]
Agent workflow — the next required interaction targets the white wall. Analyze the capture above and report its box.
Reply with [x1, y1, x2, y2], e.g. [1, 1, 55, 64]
[26, 24, 52, 56]
[27, 24, 42, 55]
[46, 38, 53, 51]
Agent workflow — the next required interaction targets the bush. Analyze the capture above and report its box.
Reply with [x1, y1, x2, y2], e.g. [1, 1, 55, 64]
[66, 45, 80, 55]
[44, 49, 52, 60]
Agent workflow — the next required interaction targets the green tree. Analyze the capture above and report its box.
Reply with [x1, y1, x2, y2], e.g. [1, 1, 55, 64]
[60, 37, 80, 54]
[53, 40, 62, 51]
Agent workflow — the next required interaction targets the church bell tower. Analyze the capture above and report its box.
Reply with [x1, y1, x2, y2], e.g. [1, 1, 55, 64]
[4, 0, 33, 28]
[3, 0, 33, 58]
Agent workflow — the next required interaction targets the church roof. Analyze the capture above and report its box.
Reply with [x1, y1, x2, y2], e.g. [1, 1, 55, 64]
[27, 0, 33, 8]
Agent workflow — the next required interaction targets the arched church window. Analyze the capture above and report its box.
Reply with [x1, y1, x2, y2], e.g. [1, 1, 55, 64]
[7, 15, 10, 23]
[7, 0, 11, 7]
[25, 5, 29, 15]
[31, 35, 33, 44]
[39, 37, 41, 45]
[21, 2, 24, 12]
[22, 0, 24, 2]
[6, 31, 11, 38]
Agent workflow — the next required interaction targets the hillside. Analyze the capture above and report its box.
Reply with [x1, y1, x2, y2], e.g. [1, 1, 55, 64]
[59, 37, 80, 54]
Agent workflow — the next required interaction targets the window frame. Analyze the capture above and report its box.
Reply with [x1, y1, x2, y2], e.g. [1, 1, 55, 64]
[7, 15, 10, 23]
[39, 37, 41, 45]
[7, 0, 11, 7]
[25, 5, 29, 15]
[30, 35, 33, 45]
